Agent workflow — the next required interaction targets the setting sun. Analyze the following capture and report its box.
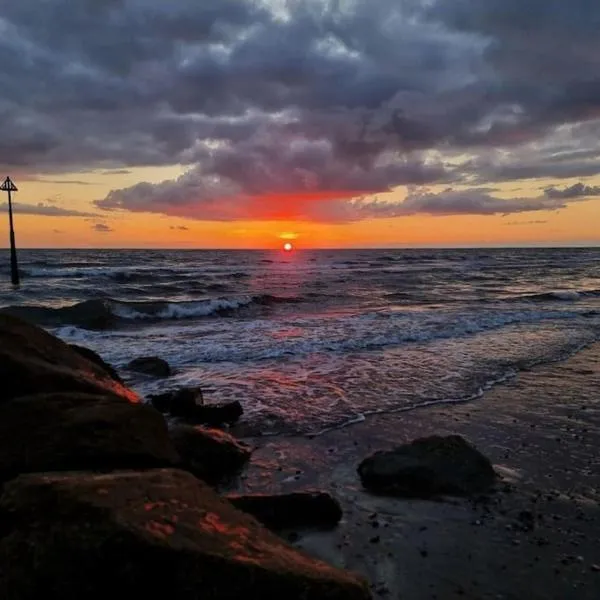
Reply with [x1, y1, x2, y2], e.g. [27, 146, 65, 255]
[283, 242, 293, 252]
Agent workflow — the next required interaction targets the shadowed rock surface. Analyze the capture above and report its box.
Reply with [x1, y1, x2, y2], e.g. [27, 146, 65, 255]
[188, 401, 244, 427]
[150, 386, 204, 415]
[127, 356, 172, 377]
[358, 435, 496, 498]
[0, 393, 179, 485]
[150, 388, 244, 427]
[68, 344, 123, 384]
[170, 425, 252, 485]
[0, 314, 140, 404]
[0, 469, 371, 600]
[228, 492, 343, 530]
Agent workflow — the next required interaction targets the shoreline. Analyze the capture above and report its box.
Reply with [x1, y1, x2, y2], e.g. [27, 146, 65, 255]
[235, 342, 600, 599]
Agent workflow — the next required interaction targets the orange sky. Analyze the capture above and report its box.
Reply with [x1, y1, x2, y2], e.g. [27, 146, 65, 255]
[3, 166, 600, 248]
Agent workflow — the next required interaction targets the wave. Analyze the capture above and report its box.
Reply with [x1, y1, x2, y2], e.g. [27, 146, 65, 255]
[24, 265, 175, 280]
[517, 290, 600, 302]
[0, 294, 304, 329]
[54, 306, 598, 364]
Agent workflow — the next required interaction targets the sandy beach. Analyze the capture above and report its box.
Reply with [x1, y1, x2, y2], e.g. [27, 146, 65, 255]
[234, 344, 600, 599]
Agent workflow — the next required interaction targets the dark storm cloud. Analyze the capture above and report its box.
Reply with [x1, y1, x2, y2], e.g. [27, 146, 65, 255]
[92, 222, 114, 233]
[1, 0, 600, 221]
[0, 202, 95, 217]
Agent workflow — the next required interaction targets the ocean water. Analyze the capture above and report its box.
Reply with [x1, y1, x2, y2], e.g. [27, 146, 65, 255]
[1, 248, 599, 435]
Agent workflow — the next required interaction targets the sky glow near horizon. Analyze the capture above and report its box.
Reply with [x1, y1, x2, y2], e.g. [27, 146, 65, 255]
[1, 0, 600, 249]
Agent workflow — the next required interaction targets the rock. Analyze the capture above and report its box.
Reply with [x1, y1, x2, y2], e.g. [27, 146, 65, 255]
[357, 435, 496, 498]
[0, 314, 140, 404]
[192, 401, 244, 427]
[68, 344, 123, 384]
[127, 356, 172, 377]
[169, 425, 251, 484]
[0, 393, 179, 484]
[227, 492, 343, 530]
[149, 386, 204, 416]
[150, 388, 243, 427]
[0, 469, 370, 600]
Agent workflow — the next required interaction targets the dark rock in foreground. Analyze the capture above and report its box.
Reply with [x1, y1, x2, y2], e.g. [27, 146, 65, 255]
[0, 469, 370, 600]
[68, 344, 123, 384]
[191, 400, 244, 427]
[150, 387, 244, 427]
[0, 314, 140, 404]
[0, 393, 179, 485]
[228, 492, 343, 530]
[127, 356, 172, 377]
[170, 424, 252, 484]
[150, 386, 204, 415]
[358, 435, 496, 498]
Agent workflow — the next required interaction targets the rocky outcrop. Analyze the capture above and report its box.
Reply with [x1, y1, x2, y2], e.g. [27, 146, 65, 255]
[227, 492, 343, 530]
[358, 435, 496, 498]
[0, 393, 179, 485]
[0, 314, 140, 404]
[68, 344, 123, 383]
[127, 356, 172, 377]
[169, 425, 252, 484]
[0, 469, 370, 600]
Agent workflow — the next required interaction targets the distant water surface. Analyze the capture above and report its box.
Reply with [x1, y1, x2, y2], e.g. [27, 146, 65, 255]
[1, 248, 599, 435]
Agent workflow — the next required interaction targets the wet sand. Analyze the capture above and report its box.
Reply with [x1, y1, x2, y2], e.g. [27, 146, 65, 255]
[235, 343, 600, 599]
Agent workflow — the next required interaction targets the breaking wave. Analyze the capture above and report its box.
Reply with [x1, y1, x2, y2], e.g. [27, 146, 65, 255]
[0, 294, 303, 329]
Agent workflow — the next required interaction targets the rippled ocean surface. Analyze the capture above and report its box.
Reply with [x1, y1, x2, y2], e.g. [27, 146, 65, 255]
[1, 248, 599, 435]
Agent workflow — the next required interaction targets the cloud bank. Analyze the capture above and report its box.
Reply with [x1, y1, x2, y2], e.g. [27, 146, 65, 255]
[1, 0, 599, 222]
[0, 202, 95, 217]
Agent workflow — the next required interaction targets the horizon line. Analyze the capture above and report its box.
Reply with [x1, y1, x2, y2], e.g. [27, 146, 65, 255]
[1, 244, 599, 251]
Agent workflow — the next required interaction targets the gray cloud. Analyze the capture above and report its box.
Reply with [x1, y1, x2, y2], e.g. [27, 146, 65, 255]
[504, 220, 548, 226]
[92, 222, 113, 233]
[44, 180, 95, 186]
[350, 188, 587, 219]
[0, 202, 95, 217]
[1, 0, 600, 219]
[95, 183, 588, 222]
[544, 182, 600, 199]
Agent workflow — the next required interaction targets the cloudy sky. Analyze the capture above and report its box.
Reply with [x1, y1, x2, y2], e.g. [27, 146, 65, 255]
[1, 0, 600, 248]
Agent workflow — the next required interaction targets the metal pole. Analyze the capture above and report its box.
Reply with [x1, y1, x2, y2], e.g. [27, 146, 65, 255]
[7, 187, 19, 286]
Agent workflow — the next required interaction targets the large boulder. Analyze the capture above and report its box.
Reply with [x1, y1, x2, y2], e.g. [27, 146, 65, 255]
[227, 492, 343, 530]
[0, 469, 370, 600]
[0, 393, 179, 484]
[68, 344, 123, 384]
[0, 314, 140, 404]
[169, 425, 252, 484]
[358, 435, 496, 498]
[127, 356, 172, 378]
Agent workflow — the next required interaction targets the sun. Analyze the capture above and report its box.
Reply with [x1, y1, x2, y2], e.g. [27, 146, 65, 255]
[283, 242, 293, 252]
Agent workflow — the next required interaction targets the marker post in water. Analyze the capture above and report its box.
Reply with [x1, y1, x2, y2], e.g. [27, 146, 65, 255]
[1, 176, 20, 286]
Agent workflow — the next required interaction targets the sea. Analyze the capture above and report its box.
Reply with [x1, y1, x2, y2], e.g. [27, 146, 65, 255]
[1, 248, 599, 436]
